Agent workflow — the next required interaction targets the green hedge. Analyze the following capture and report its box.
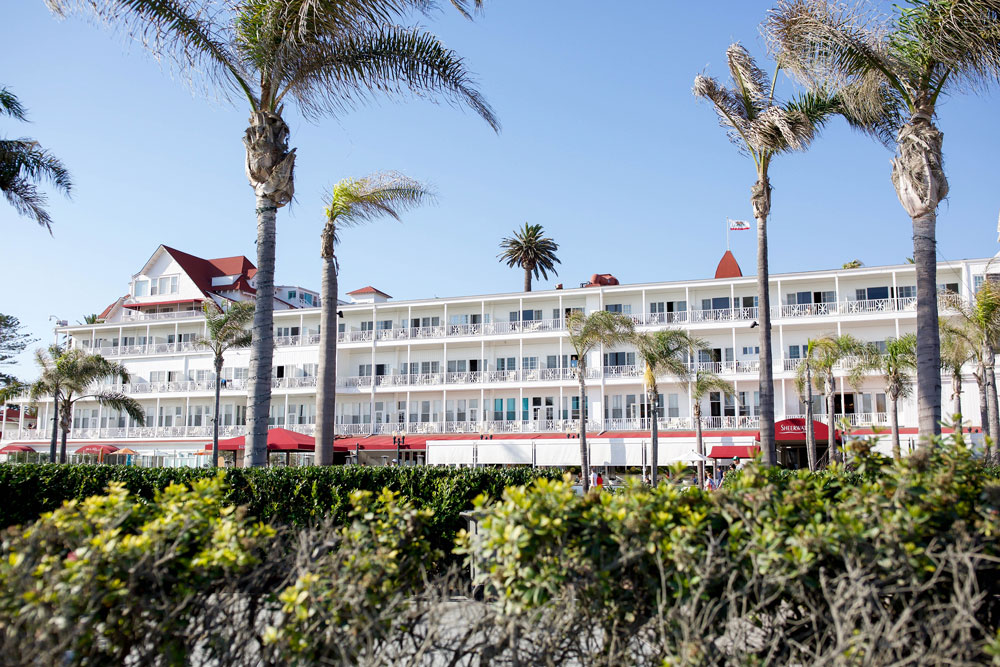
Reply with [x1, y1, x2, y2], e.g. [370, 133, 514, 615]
[0, 464, 558, 558]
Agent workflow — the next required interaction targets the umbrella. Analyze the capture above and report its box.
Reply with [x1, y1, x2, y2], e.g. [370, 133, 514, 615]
[74, 444, 119, 455]
[665, 450, 710, 464]
[113, 447, 139, 455]
[0, 444, 35, 454]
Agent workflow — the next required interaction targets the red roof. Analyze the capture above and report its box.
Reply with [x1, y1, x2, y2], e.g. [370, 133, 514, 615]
[99, 296, 127, 320]
[0, 444, 35, 453]
[715, 250, 743, 279]
[584, 274, 619, 287]
[75, 444, 119, 455]
[347, 286, 391, 297]
[161, 246, 258, 299]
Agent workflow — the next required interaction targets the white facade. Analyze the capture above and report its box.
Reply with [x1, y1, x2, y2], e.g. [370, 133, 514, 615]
[4, 250, 991, 462]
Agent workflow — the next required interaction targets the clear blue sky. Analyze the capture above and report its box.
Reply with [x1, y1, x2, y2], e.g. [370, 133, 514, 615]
[3, 1, 999, 379]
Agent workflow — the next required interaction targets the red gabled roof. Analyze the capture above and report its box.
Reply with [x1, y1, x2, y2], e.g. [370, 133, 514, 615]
[161, 246, 258, 299]
[347, 286, 391, 297]
[99, 296, 127, 320]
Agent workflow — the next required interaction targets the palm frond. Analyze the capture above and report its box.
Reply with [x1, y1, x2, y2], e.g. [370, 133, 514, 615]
[693, 73, 755, 153]
[566, 311, 635, 357]
[0, 138, 72, 232]
[277, 23, 499, 130]
[47, 0, 255, 105]
[693, 370, 734, 400]
[89, 391, 146, 425]
[0, 88, 27, 121]
[727, 42, 771, 110]
[326, 171, 434, 227]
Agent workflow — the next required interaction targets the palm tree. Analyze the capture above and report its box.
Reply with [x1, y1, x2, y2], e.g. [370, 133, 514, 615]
[634, 329, 704, 485]
[693, 44, 841, 467]
[867, 334, 918, 460]
[315, 172, 432, 466]
[497, 223, 561, 292]
[940, 283, 1000, 444]
[842, 259, 863, 269]
[690, 370, 735, 488]
[565, 310, 635, 492]
[79, 314, 101, 325]
[807, 334, 868, 465]
[21, 345, 66, 462]
[48, 0, 499, 467]
[939, 319, 975, 430]
[195, 301, 254, 468]
[0, 86, 71, 232]
[767, 0, 1000, 442]
[28, 347, 143, 463]
[794, 339, 821, 471]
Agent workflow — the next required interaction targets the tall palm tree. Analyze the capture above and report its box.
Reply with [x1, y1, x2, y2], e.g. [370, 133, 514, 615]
[767, 0, 1000, 442]
[690, 370, 735, 488]
[315, 172, 432, 466]
[867, 334, 918, 460]
[195, 301, 254, 468]
[497, 223, 561, 292]
[28, 347, 143, 463]
[0, 86, 71, 232]
[939, 318, 975, 430]
[693, 44, 841, 467]
[566, 310, 635, 492]
[940, 283, 1000, 444]
[48, 0, 499, 467]
[634, 329, 704, 485]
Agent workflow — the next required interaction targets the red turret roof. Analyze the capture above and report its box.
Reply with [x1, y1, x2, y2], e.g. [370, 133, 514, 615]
[714, 250, 742, 279]
[347, 286, 392, 297]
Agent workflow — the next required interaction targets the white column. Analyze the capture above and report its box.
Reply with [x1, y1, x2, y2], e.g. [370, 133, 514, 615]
[780, 378, 786, 419]
[641, 289, 646, 323]
[97, 402, 103, 437]
[283, 392, 289, 432]
[154, 396, 161, 437]
[184, 396, 190, 435]
[145, 324, 150, 352]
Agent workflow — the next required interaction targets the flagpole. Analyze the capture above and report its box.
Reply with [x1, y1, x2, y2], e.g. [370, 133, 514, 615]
[726, 218, 730, 251]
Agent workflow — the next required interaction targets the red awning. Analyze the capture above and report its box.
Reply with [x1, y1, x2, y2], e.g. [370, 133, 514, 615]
[124, 299, 203, 309]
[0, 444, 35, 453]
[205, 427, 315, 452]
[755, 418, 840, 443]
[75, 444, 119, 455]
[709, 445, 760, 459]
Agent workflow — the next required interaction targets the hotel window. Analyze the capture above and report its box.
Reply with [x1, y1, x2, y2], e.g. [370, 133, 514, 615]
[376, 320, 392, 330]
[938, 282, 959, 294]
[521, 309, 542, 321]
[469, 399, 479, 422]
[522, 356, 538, 370]
[447, 360, 467, 373]
[667, 394, 681, 417]
[303, 293, 313, 305]
[302, 363, 317, 377]
[149, 371, 166, 383]
[288, 290, 297, 299]
[360, 321, 374, 332]
[188, 405, 210, 427]
[649, 302, 665, 314]
[276, 326, 300, 337]
[496, 357, 516, 371]
[742, 346, 760, 357]
[603, 352, 635, 367]
[604, 304, 631, 314]
[420, 361, 440, 375]
[134, 279, 149, 297]
[506, 398, 516, 422]
[152, 276, 179, 296]
[856, 286, 890, 301]
[522, 398, 530, 421]
[896, 285, 916, 299]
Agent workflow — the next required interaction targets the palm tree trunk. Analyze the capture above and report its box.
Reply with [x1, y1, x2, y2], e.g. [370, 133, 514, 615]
[49, 393, 58, 464]
[752, 175, 776, 467]
[212, 356, 223, 468]
[984, 344, 1000, 446]
[243, 110, 295, 468]
[694, 403, 704, 488]
[578, 369, 589, 492]
[951, 369, 962, 430]
[524, 269, 532, 293]
[976, 368, 989, 437]
[649, 389, 659, 486]
[59, 400, 70, 464]
[315, 249, 338, 466]
[892, 117, 946, 443]
[246, 196, 277, 468]
[826, 378, 836, 467]
[890, 393, 900, 460]
[804, 369, 816, 471]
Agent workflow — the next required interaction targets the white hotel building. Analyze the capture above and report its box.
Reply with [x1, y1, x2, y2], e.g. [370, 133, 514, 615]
[1, 244, 989, 467]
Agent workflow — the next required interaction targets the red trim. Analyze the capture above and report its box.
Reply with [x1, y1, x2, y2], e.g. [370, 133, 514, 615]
[709, 445, 759, 459]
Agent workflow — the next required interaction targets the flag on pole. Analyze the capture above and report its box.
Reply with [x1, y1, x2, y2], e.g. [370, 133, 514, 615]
[728, 219, 751, 231]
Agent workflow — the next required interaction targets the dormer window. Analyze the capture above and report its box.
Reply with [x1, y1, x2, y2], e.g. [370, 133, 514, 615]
[151, 276, 179, 296]
[288, 290, 297, 299]
[134, 279, 149, 297]
[303, 293, 313, 306]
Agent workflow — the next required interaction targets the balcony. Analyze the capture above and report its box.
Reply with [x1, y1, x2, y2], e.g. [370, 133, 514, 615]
[118, 309, 203, 322]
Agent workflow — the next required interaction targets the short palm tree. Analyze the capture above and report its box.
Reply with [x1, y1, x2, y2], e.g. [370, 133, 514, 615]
[794, 339, 821, 471]
[498, 223, 561, 292]
[634, 329, 704, 485]
[693, 44, 841, 467]
[941, 283, 1000, 444]
[49, 0, 498, 467]
[195, 301, 254, 467]
[28, 347, 143, 463]
[691, 370, 735, 488]
[805, 334, 867, 465]
[767, 0, 1000, 441]
[0, 86, 71, 232]
[939, 318, 976, 430]
[566, 310, 635, 492]
[867, 334, 918, 460]
[315, 172, 432, 466]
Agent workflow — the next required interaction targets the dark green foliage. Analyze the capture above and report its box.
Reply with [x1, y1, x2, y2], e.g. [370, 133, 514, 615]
[0, 464, 557, 558]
